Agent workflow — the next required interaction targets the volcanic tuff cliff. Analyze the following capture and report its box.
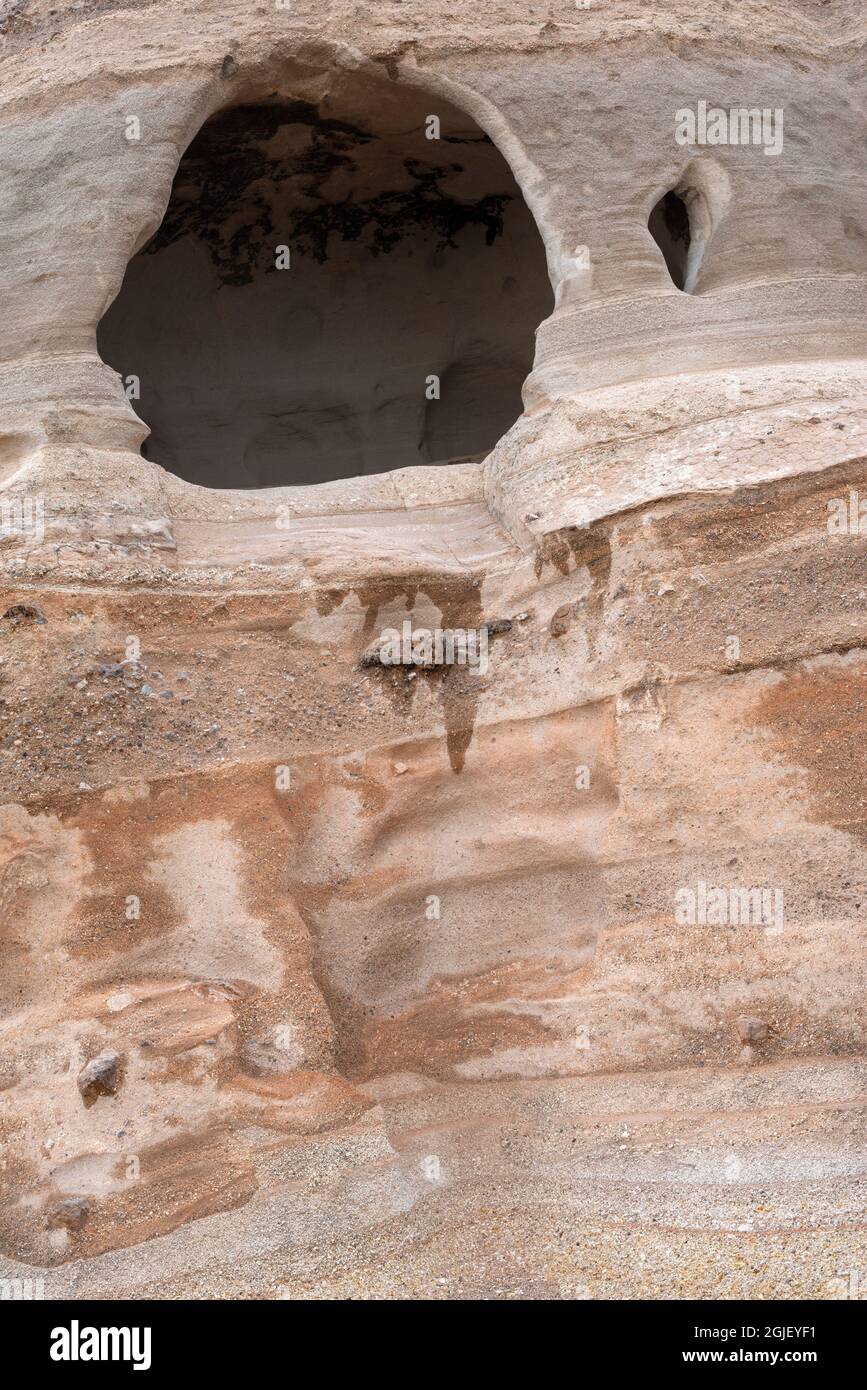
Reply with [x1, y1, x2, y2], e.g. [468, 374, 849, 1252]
[0, 0, 864, 1298]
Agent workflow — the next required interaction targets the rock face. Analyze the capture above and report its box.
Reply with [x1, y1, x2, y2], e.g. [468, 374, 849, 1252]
[0, 0, 865, 1300]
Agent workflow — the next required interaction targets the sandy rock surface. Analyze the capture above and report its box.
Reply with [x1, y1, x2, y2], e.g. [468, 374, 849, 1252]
[0, 0, 864, 1300]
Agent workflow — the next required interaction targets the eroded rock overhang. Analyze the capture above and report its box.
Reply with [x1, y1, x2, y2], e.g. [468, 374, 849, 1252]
[0, 1, 864, 581]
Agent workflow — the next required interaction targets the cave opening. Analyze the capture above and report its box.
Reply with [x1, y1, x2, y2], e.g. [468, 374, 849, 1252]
[98, 87, 553, 489]
[648, 188, 692, 291]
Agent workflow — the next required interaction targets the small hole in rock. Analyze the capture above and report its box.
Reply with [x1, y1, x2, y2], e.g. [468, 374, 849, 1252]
[648, 189, 692, 291]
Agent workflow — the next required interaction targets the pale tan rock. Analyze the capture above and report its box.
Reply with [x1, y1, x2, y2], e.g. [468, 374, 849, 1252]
[77, 1049, 123, 1104]
[735, 1016, 771, 1046]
